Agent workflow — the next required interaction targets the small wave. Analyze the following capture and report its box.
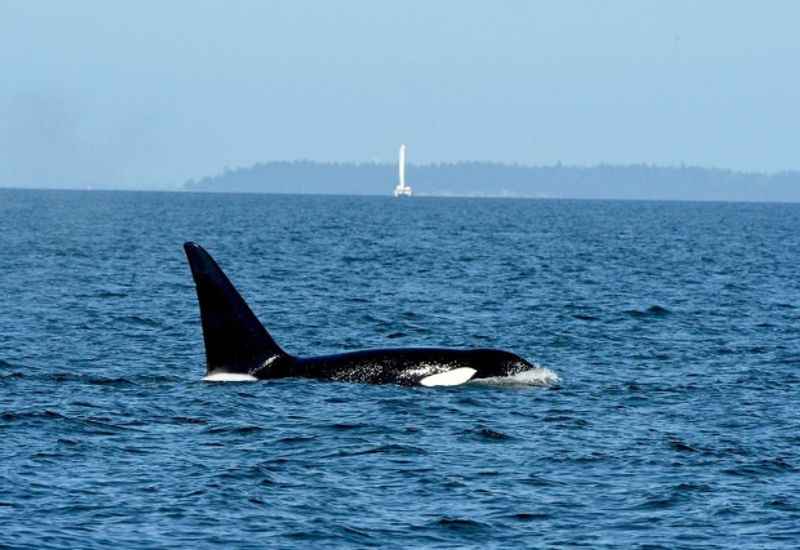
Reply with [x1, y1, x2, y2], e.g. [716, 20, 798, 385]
[723, 457, 796, 477]
[471, 366, 560, 387]
[434, 517, 490, 532]
[172, 416, 208, 425]
[631, 494, 682, 511]
[41, 373, 140, 386]
[276, 435, 317, 444]
[522, 474, 566, 487]
[467, 427, 512, 442]
[117, 315, 162, 328]
[668, 438, 699, 453]
[767, 497, 800, 512]
[95, 291, 128, 298]
[87, 377, 136, 386]
[206, 425, 266, 435]
[1, 410, 65, 422]
[673, 482, 713, 494]
[330, 423, 368, 431]
[573, 313, 599, 321]
[625, 305, 671, 318]
[507, 512, 551, 521]
[339, 444, 427, 457]
[1, 410, 136, 436]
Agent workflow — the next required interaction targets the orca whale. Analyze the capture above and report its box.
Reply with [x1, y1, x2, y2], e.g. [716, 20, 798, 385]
[184, 242, 537, 386]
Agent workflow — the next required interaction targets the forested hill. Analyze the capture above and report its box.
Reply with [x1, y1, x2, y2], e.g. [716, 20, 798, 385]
[184, 161, 800, 202]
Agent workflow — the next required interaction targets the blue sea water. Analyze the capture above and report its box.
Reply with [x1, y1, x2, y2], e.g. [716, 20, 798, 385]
[1, 189, 800, 548]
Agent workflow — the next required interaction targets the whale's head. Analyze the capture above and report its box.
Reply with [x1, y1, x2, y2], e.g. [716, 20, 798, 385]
[469, 348, 535, 379]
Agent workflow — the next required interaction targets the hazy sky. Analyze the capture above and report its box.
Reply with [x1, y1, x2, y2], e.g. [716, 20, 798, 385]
[1, 1, 798, 187]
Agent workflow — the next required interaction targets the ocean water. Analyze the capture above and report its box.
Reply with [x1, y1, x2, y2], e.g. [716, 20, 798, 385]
[1, 189, 799, 548]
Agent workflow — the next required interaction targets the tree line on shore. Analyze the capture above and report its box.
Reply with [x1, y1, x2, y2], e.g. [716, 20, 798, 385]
[185, 160, 800, 202]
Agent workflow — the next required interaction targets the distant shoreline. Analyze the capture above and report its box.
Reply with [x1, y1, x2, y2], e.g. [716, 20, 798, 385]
[3, 160, 800, 202]
[183, 161, 800, 203]
[4, 185, 800, 205]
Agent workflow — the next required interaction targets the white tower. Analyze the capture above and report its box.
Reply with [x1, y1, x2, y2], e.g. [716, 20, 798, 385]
[393, 144, 413, 197]
[399, 144, 406, 188]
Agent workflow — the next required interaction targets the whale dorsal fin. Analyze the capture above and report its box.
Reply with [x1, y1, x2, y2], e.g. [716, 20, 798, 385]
[183, 242, 287, 375]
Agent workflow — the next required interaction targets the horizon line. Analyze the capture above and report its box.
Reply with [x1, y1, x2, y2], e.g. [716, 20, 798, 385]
[2, 186, 800, 205]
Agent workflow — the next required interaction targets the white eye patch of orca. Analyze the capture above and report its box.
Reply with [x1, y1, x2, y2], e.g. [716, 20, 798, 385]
[202, 372, 258, 382]
[419, 367, 477, 387]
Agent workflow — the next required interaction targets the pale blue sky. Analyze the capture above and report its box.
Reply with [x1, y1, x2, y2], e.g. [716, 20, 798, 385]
[1, 1, 798, 187]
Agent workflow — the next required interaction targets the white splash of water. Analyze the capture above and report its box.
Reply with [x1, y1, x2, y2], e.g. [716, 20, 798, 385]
[202, 372, 258, 382]
[471, 366, 560, 387]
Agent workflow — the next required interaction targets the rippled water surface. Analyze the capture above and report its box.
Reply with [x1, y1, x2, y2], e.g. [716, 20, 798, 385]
[2, 189, 800, 548]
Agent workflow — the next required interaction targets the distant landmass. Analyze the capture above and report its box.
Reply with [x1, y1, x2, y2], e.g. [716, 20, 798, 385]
[184, 161, 800, 202]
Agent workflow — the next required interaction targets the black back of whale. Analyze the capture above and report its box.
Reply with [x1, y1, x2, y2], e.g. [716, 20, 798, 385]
[184, 242, 534, 386]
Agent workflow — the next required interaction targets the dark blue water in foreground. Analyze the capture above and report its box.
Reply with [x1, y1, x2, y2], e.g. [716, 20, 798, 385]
[2, 189, 800, 548]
